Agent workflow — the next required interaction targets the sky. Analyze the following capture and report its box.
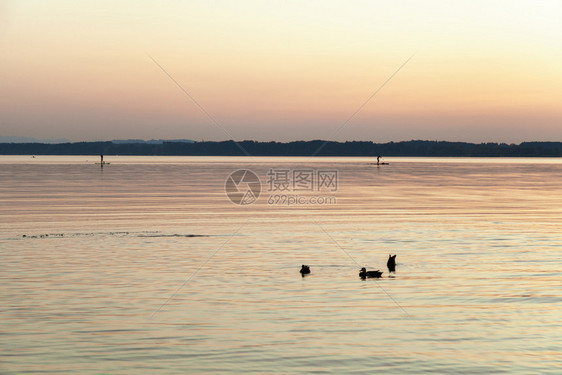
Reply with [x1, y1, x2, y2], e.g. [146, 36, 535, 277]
[1, 0, 561, 143]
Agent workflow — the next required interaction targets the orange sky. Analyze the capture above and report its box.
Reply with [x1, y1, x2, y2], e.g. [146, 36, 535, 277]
[1, 1, 561, 142]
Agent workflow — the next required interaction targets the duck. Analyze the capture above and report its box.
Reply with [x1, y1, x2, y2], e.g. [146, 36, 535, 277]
[387, 254, 396, 273]
[300, 265, 311, 276]
[359, 267, 383, 278]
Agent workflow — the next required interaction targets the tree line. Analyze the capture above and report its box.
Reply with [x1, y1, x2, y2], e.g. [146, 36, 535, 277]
[1, 140, 561, 157]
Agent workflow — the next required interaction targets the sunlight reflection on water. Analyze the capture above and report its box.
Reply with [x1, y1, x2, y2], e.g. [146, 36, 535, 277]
[0, 156, 561, 374]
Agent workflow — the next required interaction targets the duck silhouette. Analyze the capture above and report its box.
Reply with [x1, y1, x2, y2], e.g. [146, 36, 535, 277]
[359, 267, 383, 279]
[300, 265, 311, 276]
[387, 254, 396, 273]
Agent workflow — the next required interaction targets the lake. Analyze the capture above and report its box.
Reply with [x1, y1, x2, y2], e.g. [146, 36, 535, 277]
[1, 156, 560, 374]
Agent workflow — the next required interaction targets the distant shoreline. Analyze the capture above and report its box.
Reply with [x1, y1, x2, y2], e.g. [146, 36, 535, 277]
[1, 140, 561, 157]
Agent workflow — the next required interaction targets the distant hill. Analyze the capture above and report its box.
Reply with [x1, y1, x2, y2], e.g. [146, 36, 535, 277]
[0, 137, 194, 144]
[111, 139, 195, 144]
[0, 136, 69, 144]
[1, 140, 561, 157]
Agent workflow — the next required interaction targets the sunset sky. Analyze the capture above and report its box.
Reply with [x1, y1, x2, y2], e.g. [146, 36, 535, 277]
[1, 1, 561, 143]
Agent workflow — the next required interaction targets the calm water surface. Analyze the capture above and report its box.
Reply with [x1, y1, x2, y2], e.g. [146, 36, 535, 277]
[1, 156, 561, 374]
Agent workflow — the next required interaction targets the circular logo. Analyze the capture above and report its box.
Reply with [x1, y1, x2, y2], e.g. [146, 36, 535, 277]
[225, 169, 261, 205]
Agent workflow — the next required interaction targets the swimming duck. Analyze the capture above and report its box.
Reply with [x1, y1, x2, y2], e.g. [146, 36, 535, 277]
[387, 254, 396, 273]
[359, 267, 383, 278]
[300, 265, 311, 276]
